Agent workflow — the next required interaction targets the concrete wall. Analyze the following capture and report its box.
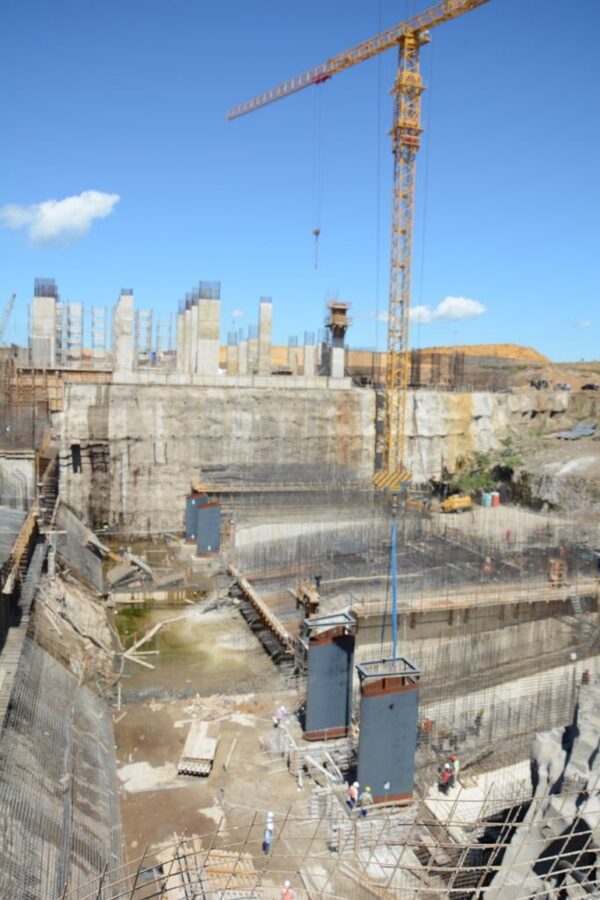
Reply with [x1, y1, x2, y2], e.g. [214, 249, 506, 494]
[57, 382, 594, 532]
[0, 457, 35, 509]
[58, 380, 375, 532]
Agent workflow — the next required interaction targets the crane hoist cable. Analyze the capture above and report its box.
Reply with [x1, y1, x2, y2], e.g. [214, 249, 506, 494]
[312, 84, 325, 268]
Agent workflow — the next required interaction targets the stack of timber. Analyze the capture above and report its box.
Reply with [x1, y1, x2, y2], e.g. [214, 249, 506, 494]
[178, 720, 221, 776]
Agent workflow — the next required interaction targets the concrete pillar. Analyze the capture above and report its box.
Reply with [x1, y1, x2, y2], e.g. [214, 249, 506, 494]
[31, 294, 58, 367]
[303, 331, 317, 376]
[247, 325, 258, 375]
[258, 297, 272, 376]
[288, 341, 299, 375]
[196, 298, 220, 375]
[190, 299, 199, 374]
[176, 311, 185, 372]
[113, 291, 134, 372]
[226, 332, 239, 375]
[238, 339, 248, 375]
[183, 305, 192, 373]
[330, 345, 345, 379]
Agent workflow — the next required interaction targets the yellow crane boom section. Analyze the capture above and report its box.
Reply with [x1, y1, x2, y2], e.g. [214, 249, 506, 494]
[227, 0, 489, 120]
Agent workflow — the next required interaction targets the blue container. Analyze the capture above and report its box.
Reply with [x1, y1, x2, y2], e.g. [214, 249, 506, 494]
[304, 612, 356, 741]
[185, 494, 208, 541]
[356, 658, 421, 804]
[481, 492, 492, 508]
[196, 502, 221, 554]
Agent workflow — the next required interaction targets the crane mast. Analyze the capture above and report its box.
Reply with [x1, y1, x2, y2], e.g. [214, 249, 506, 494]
[228, 0, 491, 485]
[380, 32, 428, 484]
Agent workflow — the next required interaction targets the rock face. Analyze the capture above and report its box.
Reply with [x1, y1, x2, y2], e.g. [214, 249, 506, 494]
[403, 389, 574, 483]
[486, 676, 600, 898]
[57, 380, 597, 533]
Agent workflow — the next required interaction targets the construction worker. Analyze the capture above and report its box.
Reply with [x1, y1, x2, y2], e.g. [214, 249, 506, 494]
[449, 754, 460, 787]
[346, 781, 359, 811]
[281, 880, 296, 899]
[358, 785, 373, 817]
[263, 812, 274, 854]
[439, 763, 452, 794]
[273, 705, 287, 727]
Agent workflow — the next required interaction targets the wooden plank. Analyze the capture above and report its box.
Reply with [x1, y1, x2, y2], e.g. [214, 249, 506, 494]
[178, 720, 221, 777]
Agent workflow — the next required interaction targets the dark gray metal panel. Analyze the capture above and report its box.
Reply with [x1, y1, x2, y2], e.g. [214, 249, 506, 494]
[186, 496, 200, 540]
[357, 686, 419, 800]
[305, 634, 354, 735]
[195, 505, 221, 553]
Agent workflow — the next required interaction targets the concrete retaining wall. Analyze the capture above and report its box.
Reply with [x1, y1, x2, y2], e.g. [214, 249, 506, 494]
[58, 382, 375, 532]
[57, 382, 589, 533]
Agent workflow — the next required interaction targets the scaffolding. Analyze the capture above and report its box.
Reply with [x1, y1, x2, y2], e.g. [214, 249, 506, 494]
[64, 303, 83, 364]
[91, 306, 108, 366]
[58, 771, 600, 899]
[135, 309, 153, 365]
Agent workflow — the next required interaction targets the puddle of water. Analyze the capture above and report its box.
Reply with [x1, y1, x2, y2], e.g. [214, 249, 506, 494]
[114, 604, 279, 701]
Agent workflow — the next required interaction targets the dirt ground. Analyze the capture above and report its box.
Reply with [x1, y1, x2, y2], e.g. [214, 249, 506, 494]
[115, 676, 307, 871]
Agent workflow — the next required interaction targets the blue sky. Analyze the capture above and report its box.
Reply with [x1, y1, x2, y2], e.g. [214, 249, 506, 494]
[1, 0, 599, 361]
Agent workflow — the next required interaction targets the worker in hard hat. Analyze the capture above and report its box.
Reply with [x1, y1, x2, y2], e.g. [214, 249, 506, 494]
[449, 754, 460, 788]
[281, 879, 296, 899]
[263, 812, 274, 854]
[439, 763, 452, 794]
[346, 781, 359, 811]
[358, 785, 373, 817]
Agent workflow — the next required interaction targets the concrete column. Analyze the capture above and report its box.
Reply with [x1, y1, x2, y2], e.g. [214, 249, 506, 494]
[226, 334, 239, 375]
[238, 339, 248, 375]
[330, 345, 345, 378]
[288, 343, 299, 375]
[196, 298, 220, 375]
[190, 300, 199, 374]
[247, 325, 258, 375]
[303, 331, 317, 376]
[31, 295, 57, 367]
[183, 305, 192, 373]
[258, 297, 272, 375]
[113, 291, 134, 372]
[176, 312, 185, 372]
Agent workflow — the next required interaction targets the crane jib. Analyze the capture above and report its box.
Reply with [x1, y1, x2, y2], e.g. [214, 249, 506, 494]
[226, 0, 491, 120]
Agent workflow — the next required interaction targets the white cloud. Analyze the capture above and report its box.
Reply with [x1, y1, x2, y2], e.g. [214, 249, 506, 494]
[410, 295, 486, 324]
[231, 309, 244, 319]
[0, 190, 120, 245]
[577, 320, 592, 329]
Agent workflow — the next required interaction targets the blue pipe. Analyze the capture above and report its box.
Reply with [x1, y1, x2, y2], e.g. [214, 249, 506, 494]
[391, 514, 398, 661]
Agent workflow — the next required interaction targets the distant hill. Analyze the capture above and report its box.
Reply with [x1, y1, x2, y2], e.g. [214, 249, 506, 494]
[418, 344, 549, 363]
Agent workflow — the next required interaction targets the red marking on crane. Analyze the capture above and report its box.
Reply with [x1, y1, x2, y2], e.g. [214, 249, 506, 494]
[313, 74, 331, 85]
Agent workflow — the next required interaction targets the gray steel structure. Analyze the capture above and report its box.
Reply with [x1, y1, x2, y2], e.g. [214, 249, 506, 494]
[186, 493, 206, 542]
[356, 657, 421, 804]
[195, 502, 221, 554]
[303, 611, 356, 741]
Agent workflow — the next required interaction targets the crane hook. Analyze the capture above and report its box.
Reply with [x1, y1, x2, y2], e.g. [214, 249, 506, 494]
[312, 228, 321, 269]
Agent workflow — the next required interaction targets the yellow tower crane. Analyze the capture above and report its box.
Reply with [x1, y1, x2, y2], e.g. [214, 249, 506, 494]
[228, 0, 491, 489]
